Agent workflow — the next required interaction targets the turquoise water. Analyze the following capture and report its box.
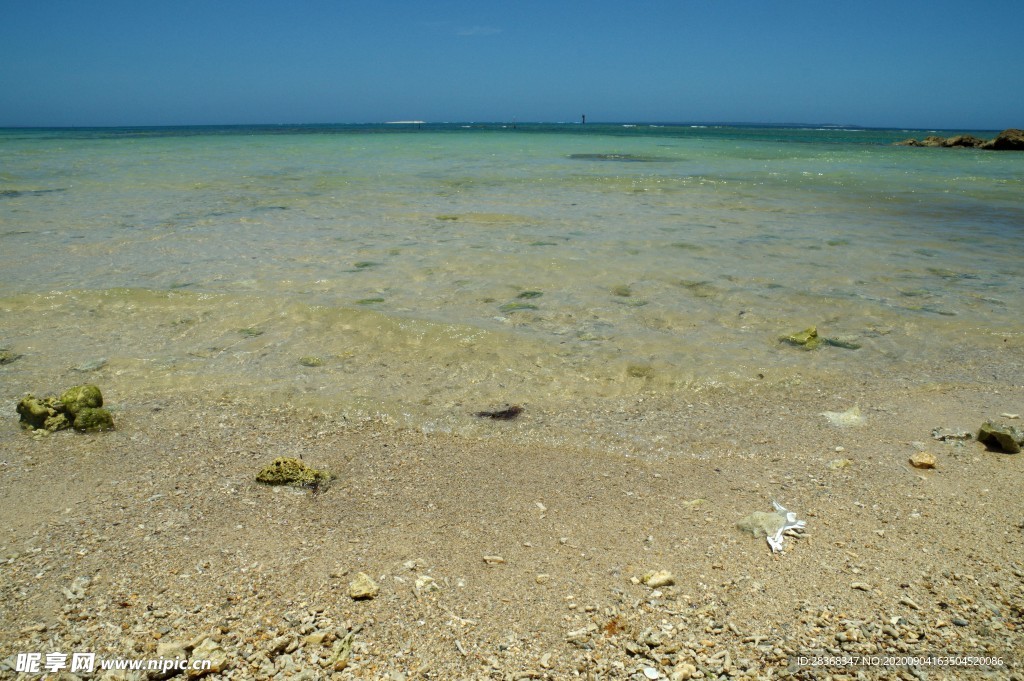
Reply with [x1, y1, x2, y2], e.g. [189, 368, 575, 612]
[1, 124, 1022, 442]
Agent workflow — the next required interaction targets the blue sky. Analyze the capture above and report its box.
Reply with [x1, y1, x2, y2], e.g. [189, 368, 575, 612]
[1, 0, 1021, 129]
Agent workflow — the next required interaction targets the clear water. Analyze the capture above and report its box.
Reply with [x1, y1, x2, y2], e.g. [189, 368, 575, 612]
[2, 124, 1022, 443]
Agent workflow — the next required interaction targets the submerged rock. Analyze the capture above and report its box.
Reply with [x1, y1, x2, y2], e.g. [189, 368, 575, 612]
[781, 326, 823, 350]
[256, 456, 334, 488]
[0, 349, 22, 365]
[977, 421, 1023, 454]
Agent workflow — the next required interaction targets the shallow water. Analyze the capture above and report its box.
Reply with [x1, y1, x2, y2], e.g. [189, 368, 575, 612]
[2, 124, 1022, 444]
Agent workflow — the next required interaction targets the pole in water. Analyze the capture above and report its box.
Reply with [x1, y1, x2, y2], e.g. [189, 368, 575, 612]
[581, 114, 586, 125]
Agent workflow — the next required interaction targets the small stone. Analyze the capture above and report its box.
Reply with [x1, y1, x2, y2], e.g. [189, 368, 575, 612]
[671, 663, 698, 680]
[909, 452, 937, 469]
[535, 573, 550, 584]
[156, 641, 189, 661]
[256, 456, 333, 488]
[482, 555, 506, 565]
[828, 458, 852, 470]
[642, 570, 675, 588]
[414, 575, 440, 594]
[851, 582, 871, 591]
[348, 572, 379, 600]
[952, 618, 969, 627]
[643, 667, 661, 679]
[187, 638, 229, 677]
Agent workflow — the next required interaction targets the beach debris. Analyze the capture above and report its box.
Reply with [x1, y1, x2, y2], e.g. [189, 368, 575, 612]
[16, 385, 114, 433]
[821, 405, 865, 427]
[737, 501, 807, 553]
[255, 456, 334, 489]
[931, 427, 972, 441]
[474, 405, 524, 420]
[909, 451, 937, 469]
[347, 572, 379, 600]
[780, 326, 861, 350]
[641, 570, 675, 588]
[977, 421, 1023, 454]
[1001, 413, 1020, 419]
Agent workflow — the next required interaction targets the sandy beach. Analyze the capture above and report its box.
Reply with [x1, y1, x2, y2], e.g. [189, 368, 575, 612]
[2, 374, 1021, 680]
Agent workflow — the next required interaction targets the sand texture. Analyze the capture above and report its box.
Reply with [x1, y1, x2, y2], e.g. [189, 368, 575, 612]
[1, 381, 1022, 680]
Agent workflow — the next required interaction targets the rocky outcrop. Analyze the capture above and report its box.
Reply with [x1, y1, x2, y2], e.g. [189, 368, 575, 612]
[983, 128, 1024, 150]
[896, 128, 1023, 150]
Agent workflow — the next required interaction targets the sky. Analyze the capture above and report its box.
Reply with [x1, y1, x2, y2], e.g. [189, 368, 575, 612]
[1, 0, 1021, 129]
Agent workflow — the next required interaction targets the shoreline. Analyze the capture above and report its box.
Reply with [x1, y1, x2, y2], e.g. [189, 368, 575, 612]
[2, 377, 1021, 679]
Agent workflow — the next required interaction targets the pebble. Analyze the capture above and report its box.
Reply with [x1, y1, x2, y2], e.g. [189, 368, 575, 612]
[483, 555, 506, 565]
[348, 572, 379, 600]
[641, 570, 675, 588]
[909, 451, 937, 469]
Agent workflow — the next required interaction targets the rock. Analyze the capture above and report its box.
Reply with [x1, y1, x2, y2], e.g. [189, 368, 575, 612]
[73, 407, 115, 432]
[671, 663, 698, 680]
[156, 641, 189, 661]
[17, 386, 114, 433]
[187, 638, 229, 677]
[641, 570, 675, 588]
[60, 384, 103, 415]
[909, 451, 937, 469]
[0, 349, 22, 365]
[977, 421, 1023, 453]
[988, 128, 1024, 151]
[326, 631, 355, 670]
[821, 406, 865, 427]
[895, 138, 924, 147]
[482, 555, 506, 565]
[942, 135, 986, 148]
[921, 135, 947, 147]
[781, 326, 822, 350]
[932, 427, 972, 441]
[348, 572, 379, 600]
[298, 356, 323, 367]
[255, 456, 333, 488]
[827, 458, 852, 470]
[16, 395, 66, 431]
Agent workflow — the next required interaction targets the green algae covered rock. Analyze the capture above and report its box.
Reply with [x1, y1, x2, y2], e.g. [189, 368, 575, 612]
[17, 385, 114, 433]
[60, 384, 103, 415]
[17, 395, 70, 431]
[256, 456, 333, 489]
[73, 407, 115, 432]
[781, 326, 823, 350]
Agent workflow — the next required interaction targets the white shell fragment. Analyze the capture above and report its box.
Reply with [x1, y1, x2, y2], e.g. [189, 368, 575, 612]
[737, 501, 807, 553]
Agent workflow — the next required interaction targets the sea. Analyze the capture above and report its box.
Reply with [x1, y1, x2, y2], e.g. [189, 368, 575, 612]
[1, 123, 1021, 450]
